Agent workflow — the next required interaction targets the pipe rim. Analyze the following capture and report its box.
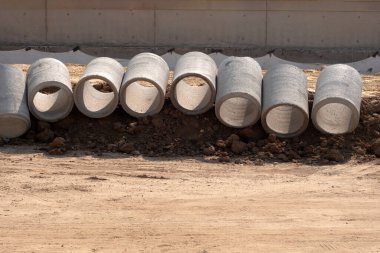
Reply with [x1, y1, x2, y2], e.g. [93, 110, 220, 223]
[28, 81, 74, 122]
[120, 77, 166, 118]
[74, 75, 119, 118]
[215, 92, 261, 128]
[0, 113, 30, 138]
[261, 102, 309, 138]
[170, 72, 216, 115]
[311, 96, 360, 134]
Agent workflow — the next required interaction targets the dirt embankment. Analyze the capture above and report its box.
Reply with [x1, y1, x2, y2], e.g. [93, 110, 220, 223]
[5, 65, 380, 165]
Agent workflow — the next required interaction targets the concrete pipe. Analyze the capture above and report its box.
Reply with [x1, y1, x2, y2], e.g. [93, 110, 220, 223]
[312, 64, 362, 134]
[0, 64, 30, 138]
[120, 53, 169, 118]
[261, 64, 309, 138]
[74, 57, 125, 118]
[215, 57, 263, 128]
[170, 52, 217, 115]
[27, 58, 73, 122]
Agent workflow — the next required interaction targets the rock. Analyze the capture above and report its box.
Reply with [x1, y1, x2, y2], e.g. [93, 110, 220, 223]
[203, 146, 216, 156]
[118, 141, 135, 153]
[324, 150, 345, 163]
[152, 117, 165, 129]
[36, 128, 54, 142]
[371, 138, 380, 157]
[268, 133, 277, 143]
[277, 153, 289, 162]
[48, 148, 65, 155]
[218, 156, 231, 163]
[37, 121, 51, 131]
[106, 144, 117, 152]
[131, 150, 141, 156]
[226, 134, 240, 147]
[263, 143, 282, 154]
[215, 139, 226, 149]
[54, 117, 74, 130]
[231, 141, 247, 154]
[238, 128, 255, 141]
[113, 122, 126, 133]
[256, 139, 267, 148]
[49, 137, 65, 148]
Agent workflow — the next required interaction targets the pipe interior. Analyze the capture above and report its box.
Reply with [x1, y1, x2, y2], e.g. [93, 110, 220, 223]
[83, 79, 115, 113]
[33, 84, 70, 117]
[124, 80, 161, 114]
[265, 105, 305, 135]
[0, 117, 28, 138]
[175, 76, 212, 111]
[315, 103, 354, 134]
[219, 97, 258, 127]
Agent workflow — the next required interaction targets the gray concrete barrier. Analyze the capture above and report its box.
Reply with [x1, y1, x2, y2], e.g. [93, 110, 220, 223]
[215, 57, 263, 128]
[27, 58, 73, 122]
[261, 64, 309, 138]
[0, 64, 30, 138]
[74, 57, 125, 118]
[170, 52, 217, 115]
[312, 64, 362, 134]
[120, 53, 169, 118]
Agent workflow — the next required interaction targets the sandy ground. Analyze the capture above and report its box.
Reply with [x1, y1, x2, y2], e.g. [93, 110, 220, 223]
[1, 65, 379, 252]
[0, 146, 379, 252]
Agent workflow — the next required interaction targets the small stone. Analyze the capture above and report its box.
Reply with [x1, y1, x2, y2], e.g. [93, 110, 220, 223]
[118, 142, 135, 153]
[203, 146, 216, 156]
[256, 139, 267, 147]
[49, 137, 65, 148]
[231, 141, 247, 154]
[324, 150, 345, 162]
[106, 144, 117, 152]
[152, 117, 165, 129]
[226, 134, 240, 147]
[277, 153, 289, 162]
[113, 122, 125, 133]
[218, 156, 231, 163]
[36, 128, 54, 142]
[254, 159, 264, 166]
[371, 138, 380, 157]
[215, 140, 226, 149]
[268, 133, 276, 143]
[131, 150, 141, 156]
[48, 148, 65, 155]
[37, 121, 51, 131]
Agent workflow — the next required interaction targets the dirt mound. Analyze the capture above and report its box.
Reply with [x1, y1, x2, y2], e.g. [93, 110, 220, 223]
[3, 94, 378, 165]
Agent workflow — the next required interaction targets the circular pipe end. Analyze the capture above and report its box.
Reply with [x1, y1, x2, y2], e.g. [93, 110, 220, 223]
[311, 97, 360, 134]
[170, 73, 216, 115]
[74, 76, 119, 118]
[0, 113, 30, 138]
[261, 103, 309, 138]
[120, 78, 166, 118]
[215, 92, 261, 128]
[28, 81, 74, 122]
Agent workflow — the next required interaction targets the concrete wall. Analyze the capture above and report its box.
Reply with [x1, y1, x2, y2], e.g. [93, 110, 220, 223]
[0, 0, 379, 61]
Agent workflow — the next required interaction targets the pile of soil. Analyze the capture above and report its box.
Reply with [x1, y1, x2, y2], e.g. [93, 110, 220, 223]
[3, 94, 379, 165]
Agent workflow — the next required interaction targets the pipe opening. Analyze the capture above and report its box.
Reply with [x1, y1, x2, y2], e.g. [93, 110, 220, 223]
[174, 76, 212, 111]
[265, 105, 306, 135]
[82, 79, 115, 113]
[123, 80, 161, 115]
[219, 97, 259, 128]
[0, 116, 29, 138]
[315, 103, 354, 134]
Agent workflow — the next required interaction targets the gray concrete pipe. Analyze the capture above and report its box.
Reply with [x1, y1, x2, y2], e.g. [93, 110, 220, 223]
[215, 57, 263, 128]
[261, 64, 309, 138]
[0, 64, 30, 138]
[312, 64, 362, 134]
[74, 57, 125, 118]
[120, 53, 169, 118]
[170, 52, 217, 115]
[27, 58, 73, 122]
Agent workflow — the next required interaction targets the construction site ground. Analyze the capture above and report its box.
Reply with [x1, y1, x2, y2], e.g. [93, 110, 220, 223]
[0, 64, 379, 252]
